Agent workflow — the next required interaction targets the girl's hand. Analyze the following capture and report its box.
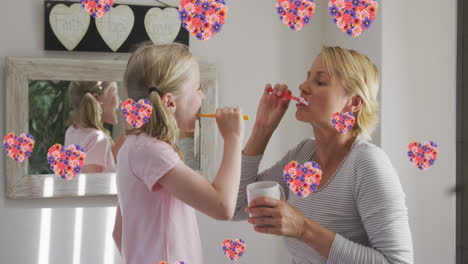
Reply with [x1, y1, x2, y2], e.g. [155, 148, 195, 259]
[254, 84, 291, 133]
[244, 196, 307, 239]
[215, 107, 245, 141]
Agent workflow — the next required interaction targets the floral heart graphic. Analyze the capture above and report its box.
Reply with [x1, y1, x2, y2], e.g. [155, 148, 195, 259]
[407, 141, 438, 170]
[80, 0, 114, 18]
[332, 112, 355, 134]
[222, 239, 246, 261]
[3, 133, 35, 163]
[328, 0, 378, 37]
[276, 0, 316, 31]
[283, 160, 322, 198]
[179, 0, 228, 41]
[120, 99, 153, 128]
[47, 144, 86, 181]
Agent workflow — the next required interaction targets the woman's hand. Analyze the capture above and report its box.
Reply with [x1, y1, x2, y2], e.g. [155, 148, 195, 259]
[254, 84, 291, 132]
[244, 196, 307, 239]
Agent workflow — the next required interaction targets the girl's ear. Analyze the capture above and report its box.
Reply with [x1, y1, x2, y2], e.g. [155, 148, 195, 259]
[161, 93, 176, 113]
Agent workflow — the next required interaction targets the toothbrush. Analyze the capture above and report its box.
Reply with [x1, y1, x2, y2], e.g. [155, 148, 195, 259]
[197, 113, 251, 120]
[267, 87, 309, 106]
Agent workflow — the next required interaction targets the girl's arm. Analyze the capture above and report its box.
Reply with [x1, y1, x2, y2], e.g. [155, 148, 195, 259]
[159, 107, 244, 220]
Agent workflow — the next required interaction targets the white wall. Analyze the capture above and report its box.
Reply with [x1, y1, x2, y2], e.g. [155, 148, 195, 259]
[381, 0, 457, 263]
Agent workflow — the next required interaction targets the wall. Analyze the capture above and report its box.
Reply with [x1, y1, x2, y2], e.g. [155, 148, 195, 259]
[381, 0, 457, 263]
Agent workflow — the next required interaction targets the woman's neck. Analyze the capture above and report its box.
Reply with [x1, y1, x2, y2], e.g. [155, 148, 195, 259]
[312, 127, 357, 166]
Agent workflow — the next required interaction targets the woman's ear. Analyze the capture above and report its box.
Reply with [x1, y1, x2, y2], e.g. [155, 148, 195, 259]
[161, 93, 176, 113]
[350, 95, 364, 113]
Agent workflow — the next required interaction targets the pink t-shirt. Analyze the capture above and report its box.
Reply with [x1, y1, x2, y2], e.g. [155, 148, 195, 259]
[64, 125, 116, 172]
[116, 133, 203, 264]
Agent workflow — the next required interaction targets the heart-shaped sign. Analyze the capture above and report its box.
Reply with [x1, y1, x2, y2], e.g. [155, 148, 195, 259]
[47, 144, 86, 181]
[120, 99, 153, 128]
[3, 133, 35, 163]
[222, 239, 246, 261]
[179, 0, 228, 41]
[49, 3, 91, 51]
[332, 112, 355, 134]
[407, 141, 438, 170]
[80, 0, 114, 18]
[95, 5, 134, 52]
[283, 160, 322, 198]
[276, 0, 316, 31]
[145, 7, 181, 45]
[328, 0, 378, 37]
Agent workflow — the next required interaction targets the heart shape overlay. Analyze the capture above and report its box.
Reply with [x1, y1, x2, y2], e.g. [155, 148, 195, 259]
[120, 99, 153, 128]
[328, 0, 378, 37]
[179, 0, 228, 41]
[47, 144, 86, 180]
[158, 262, 185, 264]
[222, 239, 246, 261]
[80, 0, 114, 18]
[3, 133, 35, 163]
[332, 112, 355, 134]
[276, 0, 316, 31]
[283, 160, 322, 198]
[407, 141, 438, 170]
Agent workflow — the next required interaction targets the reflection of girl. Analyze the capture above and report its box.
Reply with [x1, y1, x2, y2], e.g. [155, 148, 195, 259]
[64, 81, 125, 173]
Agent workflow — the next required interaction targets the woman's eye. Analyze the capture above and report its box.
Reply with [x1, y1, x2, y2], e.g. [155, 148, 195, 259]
[315, 80, 325, 86]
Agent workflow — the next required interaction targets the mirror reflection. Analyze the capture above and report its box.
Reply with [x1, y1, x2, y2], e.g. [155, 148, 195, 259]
[28, 80, 201, 176]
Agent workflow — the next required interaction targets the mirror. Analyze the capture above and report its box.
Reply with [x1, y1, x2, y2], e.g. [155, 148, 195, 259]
[5, 57, 218, 199]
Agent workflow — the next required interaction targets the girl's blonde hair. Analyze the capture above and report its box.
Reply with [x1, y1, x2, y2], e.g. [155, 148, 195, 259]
[67, 81, 114, 144]
[320, 46, 380, 141]
[124, 42, 195, 159]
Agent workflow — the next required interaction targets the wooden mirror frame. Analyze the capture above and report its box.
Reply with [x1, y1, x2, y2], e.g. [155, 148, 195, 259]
[4, 57, 218, 199]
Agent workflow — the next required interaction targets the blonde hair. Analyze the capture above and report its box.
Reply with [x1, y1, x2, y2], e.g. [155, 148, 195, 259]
[320, 46, 380, 141]
[124, 42, 195, 159]
[67, 81, 114, 144]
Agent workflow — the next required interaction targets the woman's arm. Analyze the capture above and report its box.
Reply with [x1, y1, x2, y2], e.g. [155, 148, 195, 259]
[300, 147, 414, 264]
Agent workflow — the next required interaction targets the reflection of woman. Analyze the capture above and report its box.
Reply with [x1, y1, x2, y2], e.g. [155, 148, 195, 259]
[232, 46, 413, 263]
[64, 81, 125, 173]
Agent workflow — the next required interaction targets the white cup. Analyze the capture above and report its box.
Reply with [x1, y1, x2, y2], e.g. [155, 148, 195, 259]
[246, 181, 285, 218]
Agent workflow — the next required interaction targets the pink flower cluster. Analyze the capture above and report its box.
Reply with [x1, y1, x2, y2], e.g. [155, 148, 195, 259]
[222, 239, 246, 261]
[47, 144, 86, 181]
[276, 0, 316, 31]
[179, 0, 228, 41]
[120, 99, 153, 128]
[407, 141, 438, 170]
[328, 0, 378, 37]
[3, 133, 35, 163]
[80, 0, 114, 18]
[283, 160, 322, 198]
[332, 111, 355, 134]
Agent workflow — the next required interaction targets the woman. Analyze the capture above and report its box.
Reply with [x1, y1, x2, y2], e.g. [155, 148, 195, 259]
[65, 81, 126, 173]
[232, 46, 413, 263]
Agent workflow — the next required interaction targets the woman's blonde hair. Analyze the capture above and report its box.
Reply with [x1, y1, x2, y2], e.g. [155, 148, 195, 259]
[320, 46, 380, 141]
[124, 42, 195, 159]
[67, 81, 114, 144]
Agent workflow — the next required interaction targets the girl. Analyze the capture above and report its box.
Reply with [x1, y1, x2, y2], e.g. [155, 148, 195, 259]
[113, 43, 244, 264]
[65, 81, 126, 173]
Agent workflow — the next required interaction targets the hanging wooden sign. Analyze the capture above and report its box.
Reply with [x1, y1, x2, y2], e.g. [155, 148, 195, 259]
[44, 1, 189, 53]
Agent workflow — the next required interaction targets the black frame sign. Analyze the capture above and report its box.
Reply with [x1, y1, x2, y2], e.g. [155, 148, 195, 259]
[44, 1, 190, 53]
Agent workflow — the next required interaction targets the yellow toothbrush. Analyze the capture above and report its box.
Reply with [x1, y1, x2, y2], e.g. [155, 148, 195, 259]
[197, 113, 250, 120]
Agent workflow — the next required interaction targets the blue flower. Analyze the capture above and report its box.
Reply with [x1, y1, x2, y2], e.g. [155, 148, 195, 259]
[352, 0, 361, 7]
[196, 32, 203, 40]
[329, 5, 339, 16]
[346, 28, 353, 36]
[179, 9, 189, 21]
[48, 156, 55, 164]
[74, 166, 81, 173]
[212, 22, 222, 33]
[290, 24, 296, 30]
[294, 0, 302, 7]
[201, 1, 211, 11]
[362, 18, 372, 29]
[135, 103, 142, 109]
[104, 4, 111, 12]
[303, 16, 310, 24]
[276, 6, 285, 15]
[65, 150, 72, 156]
